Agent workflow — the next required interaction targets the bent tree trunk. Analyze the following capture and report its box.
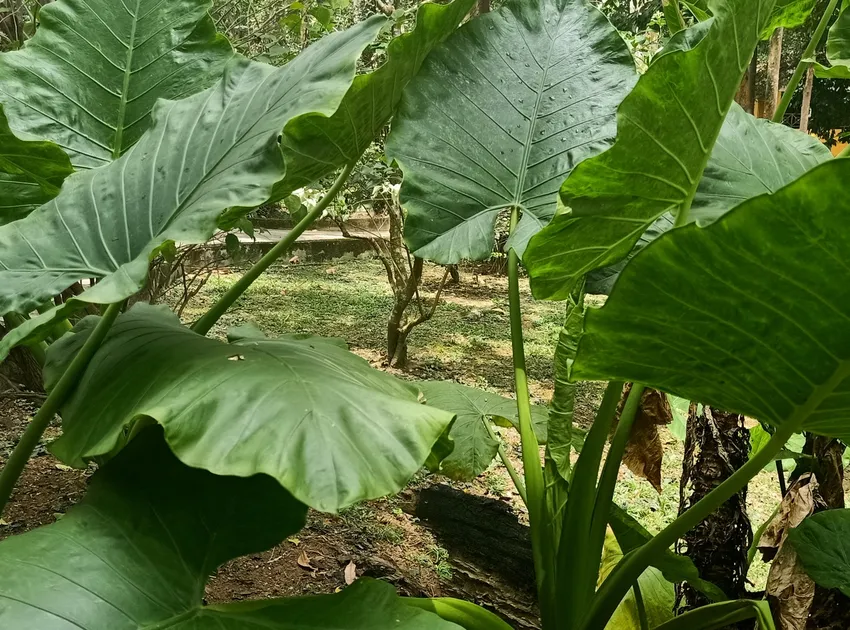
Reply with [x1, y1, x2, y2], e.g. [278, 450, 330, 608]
[338, 195, 448, 369]
[676, 405, 752, 623]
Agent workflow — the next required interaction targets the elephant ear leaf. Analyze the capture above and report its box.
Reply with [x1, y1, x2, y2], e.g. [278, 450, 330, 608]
[0, 105, 73, 225]
[789, 508, 850, 597]
[386, 0, 637, 263]
[0, 16, 388, 360]
[586, 104, 831, 295]
[763, 0, 817, 38]
[680, 0, 817, 37]
[0, 428, 457, 629]
[419, 380, 547, 480]
[272, 0, 475, 198]
[0, 0, 233, 169]
[525, 0, 775, 300]
[46, 304, 453, 513]
[572, 159, 850, 443]
[812, 0, 850, 79]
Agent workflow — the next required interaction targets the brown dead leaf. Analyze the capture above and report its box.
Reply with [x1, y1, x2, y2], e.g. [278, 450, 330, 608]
[619, 385, 673, 493]
[767, 541, 816, 629]
[760, 474, 821, 561]
[763, 474, 821, 629]
[296, 550, 316, 571]
[344, 560, 357, 585]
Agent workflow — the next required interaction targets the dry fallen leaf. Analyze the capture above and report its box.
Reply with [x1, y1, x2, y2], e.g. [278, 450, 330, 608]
[619, 385, 673, 493]
[297, 550, 315, 571]
[344, 560, 357, 585]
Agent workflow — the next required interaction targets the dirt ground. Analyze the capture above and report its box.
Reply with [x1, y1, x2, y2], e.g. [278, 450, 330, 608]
[1, 260, 847, 621]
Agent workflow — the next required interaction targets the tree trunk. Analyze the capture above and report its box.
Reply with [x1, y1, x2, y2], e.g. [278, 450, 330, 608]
[735, 53, 757, 114]
[764, 28, 784, 120]
[0, 319, 44, 393]
[799, 65, 815, 134]
[676, 405, 752, 625]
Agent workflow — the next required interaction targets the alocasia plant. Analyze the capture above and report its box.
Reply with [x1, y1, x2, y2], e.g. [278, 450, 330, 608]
[1, 0, 848, 628]
[0, 427, 465, 628]
[0, 2, 495, 627]
[46, 305, 453, 513]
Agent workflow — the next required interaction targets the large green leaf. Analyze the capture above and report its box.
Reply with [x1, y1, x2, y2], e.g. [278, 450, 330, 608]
[0, 0, 233, 169]
[419, 380, 546, 480]
[572, 159, 850, 441]
[599, 531, 675, 629]
[0, 427, 458, 629]
[812, 0, 850, 79]
[789, 508, 850, 596]
[386, 0, 636, 263]
[272, 0, 475, 198]
[680, 0, 816, 36]
[763, 0, 818, 37]
[691, 104, 832, 224]
[0, 106, 73, 226]
[525, 0, 775, 300]
[0, 16, 387, 360]
[46, 304, 453, 513]
[587, 104, 831, 294]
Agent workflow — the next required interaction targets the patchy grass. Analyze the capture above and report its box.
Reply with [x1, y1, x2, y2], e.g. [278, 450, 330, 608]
[416, 545, 453, 581]
[184, 259, 565, 400]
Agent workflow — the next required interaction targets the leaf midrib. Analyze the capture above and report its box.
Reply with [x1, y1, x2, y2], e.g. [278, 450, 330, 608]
[113, 0, 143, 160]
[513, 15, 561, 210]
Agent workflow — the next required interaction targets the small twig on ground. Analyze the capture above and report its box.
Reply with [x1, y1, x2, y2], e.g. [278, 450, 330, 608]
[0, 392, 47, 400]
